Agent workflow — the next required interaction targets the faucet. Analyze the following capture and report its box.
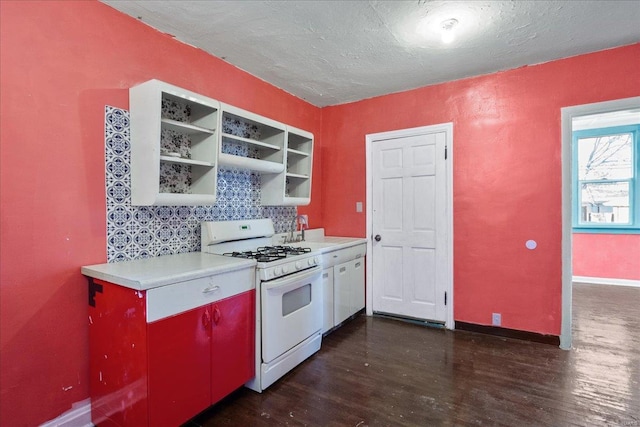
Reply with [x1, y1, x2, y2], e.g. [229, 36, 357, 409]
[287, 215, 308, 243]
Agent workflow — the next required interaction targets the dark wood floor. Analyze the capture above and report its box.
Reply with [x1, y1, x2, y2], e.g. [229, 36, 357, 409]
[187, 284, 640, 426]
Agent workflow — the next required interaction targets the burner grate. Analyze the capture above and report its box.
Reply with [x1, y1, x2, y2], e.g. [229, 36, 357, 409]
[257, 246, 312, 256]
[222, 251, 286, 263]
[222, 246, 312, 262]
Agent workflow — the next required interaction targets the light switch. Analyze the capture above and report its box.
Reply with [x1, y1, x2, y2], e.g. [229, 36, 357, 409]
[356, 202, 363, 212]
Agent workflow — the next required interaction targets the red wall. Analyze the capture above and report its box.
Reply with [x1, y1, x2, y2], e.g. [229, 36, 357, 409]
[2, 1, 639, 425]
[0, 2, 321, 425]
[321, 44, 640, 336]
[573, 234, 640, 280]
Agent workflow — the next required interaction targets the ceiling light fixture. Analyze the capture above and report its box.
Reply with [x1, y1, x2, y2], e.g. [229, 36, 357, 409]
[440, 18, 459, 44]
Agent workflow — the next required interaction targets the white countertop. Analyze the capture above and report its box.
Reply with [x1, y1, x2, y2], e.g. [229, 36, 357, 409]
[280, 229, 367, 253]
[303, 236, 367, 251]
[81, 252, 256, 291]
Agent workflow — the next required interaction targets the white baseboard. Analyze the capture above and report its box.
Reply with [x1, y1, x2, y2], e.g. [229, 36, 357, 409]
[39, 398, 92, 427]
[573, 275, 640, 288]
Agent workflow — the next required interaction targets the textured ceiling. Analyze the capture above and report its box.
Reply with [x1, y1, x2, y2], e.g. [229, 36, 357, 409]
[101, 0, 640, 107]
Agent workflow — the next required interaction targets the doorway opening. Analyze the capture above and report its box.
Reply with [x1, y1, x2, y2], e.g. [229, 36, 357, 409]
[572, 110, 640, 284]
[560, 96, 640, 349]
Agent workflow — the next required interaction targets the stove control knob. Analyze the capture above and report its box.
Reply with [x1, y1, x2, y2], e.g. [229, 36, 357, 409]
[282, 265, 289, 274]
[308, 258, 315, 266]
[295, 261, 303, 270]
[274, 266, 282, 276]
[314, 257, 320, 265]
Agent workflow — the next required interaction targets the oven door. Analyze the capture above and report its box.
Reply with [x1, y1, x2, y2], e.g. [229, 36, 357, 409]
[261, 265, 322, 364]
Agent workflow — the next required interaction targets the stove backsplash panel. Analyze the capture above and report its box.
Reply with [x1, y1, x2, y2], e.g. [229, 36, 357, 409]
[105, 106, 296, 263]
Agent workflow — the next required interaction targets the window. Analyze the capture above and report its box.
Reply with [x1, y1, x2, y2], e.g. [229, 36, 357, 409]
[573, 124, 640, 233]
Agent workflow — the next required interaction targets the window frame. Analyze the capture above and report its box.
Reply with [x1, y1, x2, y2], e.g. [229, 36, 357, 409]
[572, 124, 640, 234]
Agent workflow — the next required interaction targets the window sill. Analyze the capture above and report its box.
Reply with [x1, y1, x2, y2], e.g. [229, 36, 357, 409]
[572, 227, 640, 235]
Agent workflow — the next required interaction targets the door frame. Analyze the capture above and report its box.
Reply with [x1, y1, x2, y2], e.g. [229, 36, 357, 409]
[560, 96, 640, 350]
[365, 123, 454, 329]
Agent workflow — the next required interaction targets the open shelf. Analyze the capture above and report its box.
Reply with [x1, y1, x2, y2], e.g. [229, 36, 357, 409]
[218, 103, 286, 173]
[130, 80, 221, 206]
[285, 174, 312, 200]
[220, 132, 281, 151]
[129, 79, 313, 207]
[218, 153, 284, 174]
[261, 126, 313, 206]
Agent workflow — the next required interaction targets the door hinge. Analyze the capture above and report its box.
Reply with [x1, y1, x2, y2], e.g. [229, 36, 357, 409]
[88, 278, 103, 308]
[444, 291, 447, 306]
[444, 146, 448, 160]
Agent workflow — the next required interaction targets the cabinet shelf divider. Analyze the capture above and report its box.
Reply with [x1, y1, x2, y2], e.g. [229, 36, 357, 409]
[160, 156, 215, 167]
[161, 118, 216, 135]
[221, 133, 281, 151]
[218, 153, 285, 174]
[287, 148, 310, 157]
[286, 172, 310, 179]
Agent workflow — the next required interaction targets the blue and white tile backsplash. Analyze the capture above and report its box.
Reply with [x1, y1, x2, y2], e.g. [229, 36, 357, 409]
[105, 105, 297, 263]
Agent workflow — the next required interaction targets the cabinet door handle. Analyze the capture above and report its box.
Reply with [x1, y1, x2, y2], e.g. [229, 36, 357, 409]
[202, 285, 220, 294]
[355, 262, 361, 268]
[212, 305, 221, 325]
[202, 309, 211, 329]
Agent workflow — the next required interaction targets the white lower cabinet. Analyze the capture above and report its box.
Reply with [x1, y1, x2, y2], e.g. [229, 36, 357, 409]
[352, 259, 365, 313]
[320, 243, 366, 333]
[334, 258, 365, 325]
[321, 268, 334, 334]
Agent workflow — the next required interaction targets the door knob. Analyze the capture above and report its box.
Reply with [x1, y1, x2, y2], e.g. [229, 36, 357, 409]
[374, 234, 381, 242]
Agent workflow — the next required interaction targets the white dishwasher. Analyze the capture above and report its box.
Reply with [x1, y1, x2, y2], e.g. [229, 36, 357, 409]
[319, 243, 367, 331]
[334, 257, 365, 324]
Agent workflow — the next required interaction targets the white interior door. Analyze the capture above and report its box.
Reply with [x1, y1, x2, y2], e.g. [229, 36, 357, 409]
[371, 129, 449, 322]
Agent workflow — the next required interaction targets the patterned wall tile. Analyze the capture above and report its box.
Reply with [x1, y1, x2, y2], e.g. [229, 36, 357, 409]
[104, 106, 297, 263]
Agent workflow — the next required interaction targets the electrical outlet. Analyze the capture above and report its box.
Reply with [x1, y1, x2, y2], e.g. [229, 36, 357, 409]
[356, 202, 363, 213]
[492, 313, 501, 326]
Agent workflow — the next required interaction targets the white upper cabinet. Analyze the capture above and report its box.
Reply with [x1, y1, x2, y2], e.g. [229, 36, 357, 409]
[129, 79, 314, 206]
[130, 80, 221, 206]
[262, 126, 314, 206]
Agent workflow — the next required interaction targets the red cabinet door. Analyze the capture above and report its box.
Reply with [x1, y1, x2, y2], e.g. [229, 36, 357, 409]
[89, 281, 149, 427]
[147, 305, 211, 427]
[210, 290, 256, 404]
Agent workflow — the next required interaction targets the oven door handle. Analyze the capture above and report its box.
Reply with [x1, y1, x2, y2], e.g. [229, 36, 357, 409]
[263, 265, 322, 291]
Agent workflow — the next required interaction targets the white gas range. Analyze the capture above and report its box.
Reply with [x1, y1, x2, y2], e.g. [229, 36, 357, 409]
[201, 219, 323, 392]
